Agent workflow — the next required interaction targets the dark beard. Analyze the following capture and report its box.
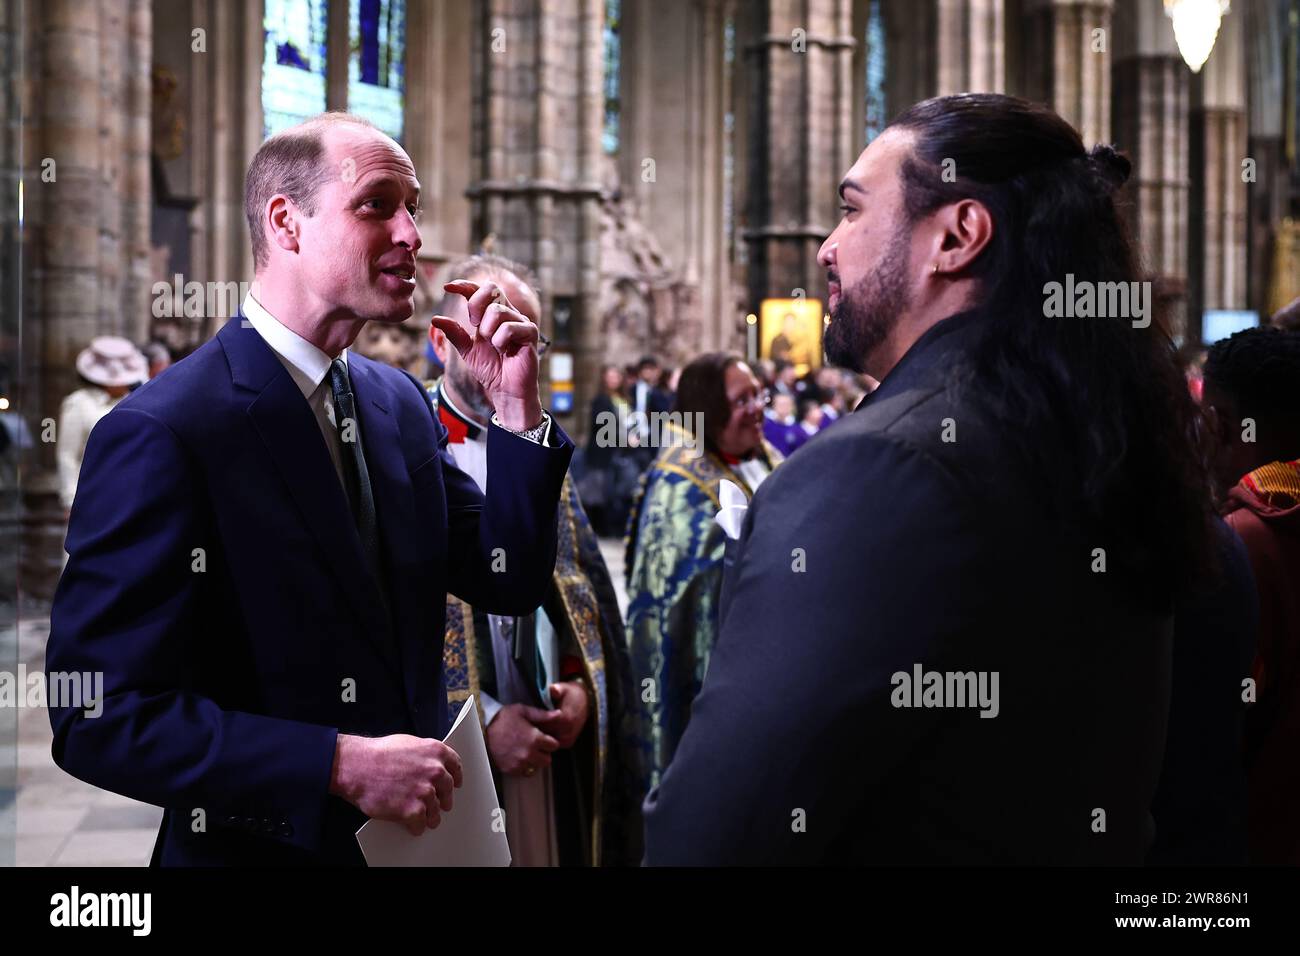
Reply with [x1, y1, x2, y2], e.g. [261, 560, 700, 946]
[447, 357, 496, 425]
[823, 229, 912, 375]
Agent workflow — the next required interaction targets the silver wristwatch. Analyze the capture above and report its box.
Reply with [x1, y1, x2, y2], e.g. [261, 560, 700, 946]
[491, 412, 551, 446]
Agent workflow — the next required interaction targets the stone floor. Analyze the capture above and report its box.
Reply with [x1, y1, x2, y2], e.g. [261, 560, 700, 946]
[3, 615, 163, 866]
[1, 536, 629, 867]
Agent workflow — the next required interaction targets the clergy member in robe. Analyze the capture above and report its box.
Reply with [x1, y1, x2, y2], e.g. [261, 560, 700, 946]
[624, 352, 782, 796]
[427, 255, 644, 866]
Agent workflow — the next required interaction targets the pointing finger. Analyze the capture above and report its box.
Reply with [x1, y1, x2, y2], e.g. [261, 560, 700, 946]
[465, 281, 500, 326]
[431, 315, 473, 355]
[444, 279, 479, 299]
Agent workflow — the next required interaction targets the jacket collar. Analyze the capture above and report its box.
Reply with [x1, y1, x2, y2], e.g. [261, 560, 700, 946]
[219, 316, 428, 711]
[856, 308, 985, 412]
[240, 292, 345, 400]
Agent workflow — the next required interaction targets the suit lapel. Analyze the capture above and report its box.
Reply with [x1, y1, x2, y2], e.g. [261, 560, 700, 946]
[347, 358, 429, 716]
[219, 317, 402, 679]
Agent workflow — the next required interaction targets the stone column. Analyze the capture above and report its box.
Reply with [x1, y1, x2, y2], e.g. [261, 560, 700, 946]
[124, 0, 153, 345]
[1188, 3, 1247, 341]
[873, 0, 1006, 124]
[148, 0, 262, 349]
[618, 0, 730, 354]
[194, 0, 263, 340]
[880, 0, 938, 112]
[326, 0, 348, 111]
[937, 0, 1006, 95]
[1, 0, 23, 635]
[18, 0, 155, 600]
[740, 0, 857, 319]
[468, 0, 605, 430]
[1243, 0, 1293, 318]
[404, 0, 474, 262]
[1112, 0, 1189, 340]
[1020, 0, 1112, 145]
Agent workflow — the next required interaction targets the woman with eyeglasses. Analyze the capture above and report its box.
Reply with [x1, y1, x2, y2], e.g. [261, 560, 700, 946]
[623, 351, 783, 798]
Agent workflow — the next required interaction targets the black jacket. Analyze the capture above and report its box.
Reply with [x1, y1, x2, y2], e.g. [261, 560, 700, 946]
[1147, 518, 1256, 864]
[643, 311, 1173, 864]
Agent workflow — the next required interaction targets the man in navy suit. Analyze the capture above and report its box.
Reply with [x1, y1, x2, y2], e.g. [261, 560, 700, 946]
[46, 112, 574, 866]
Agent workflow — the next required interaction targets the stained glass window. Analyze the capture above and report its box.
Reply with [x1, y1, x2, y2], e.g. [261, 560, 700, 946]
[263, 0, 330, 139]
[864, 0, 887, 144]
[603, 0, 621, 155]
[348, 0, 406, 142]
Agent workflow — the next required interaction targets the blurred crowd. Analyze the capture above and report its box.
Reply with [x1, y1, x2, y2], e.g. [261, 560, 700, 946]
[572, 352, 877, 537]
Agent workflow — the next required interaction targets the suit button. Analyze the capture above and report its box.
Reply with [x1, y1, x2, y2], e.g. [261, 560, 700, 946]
[278, 823, 295, 838]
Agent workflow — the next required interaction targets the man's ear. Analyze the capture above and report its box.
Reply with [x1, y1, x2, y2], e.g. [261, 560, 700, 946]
[932, 198, 994, 274]
[428, 325, 450, 365]
[267, 195, 300, 255]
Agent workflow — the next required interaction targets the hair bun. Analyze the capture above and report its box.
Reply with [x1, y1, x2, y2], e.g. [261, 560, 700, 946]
[1088, 144, 1131, 193]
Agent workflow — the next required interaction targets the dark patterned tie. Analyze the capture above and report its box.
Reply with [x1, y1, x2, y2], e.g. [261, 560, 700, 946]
[329, 358, 385, 596]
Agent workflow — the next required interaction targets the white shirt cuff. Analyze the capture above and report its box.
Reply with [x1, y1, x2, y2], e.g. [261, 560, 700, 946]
[479, 691, 504, 727]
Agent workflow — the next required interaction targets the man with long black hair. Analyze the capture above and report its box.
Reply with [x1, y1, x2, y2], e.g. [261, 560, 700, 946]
[643, 94, 1218, 865]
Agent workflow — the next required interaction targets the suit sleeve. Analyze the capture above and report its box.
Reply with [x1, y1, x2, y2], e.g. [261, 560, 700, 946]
[401, 370, 574, 616]
[641, 434, 988, 864]
[47, 408, 339, 854]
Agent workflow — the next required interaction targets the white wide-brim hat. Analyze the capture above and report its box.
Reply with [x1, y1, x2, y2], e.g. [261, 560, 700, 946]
[75, 336, 148, 387]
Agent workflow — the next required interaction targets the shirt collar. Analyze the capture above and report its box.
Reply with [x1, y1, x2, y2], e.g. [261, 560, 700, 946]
[435, 382, 486, 444]
[241, 291, 346, 401]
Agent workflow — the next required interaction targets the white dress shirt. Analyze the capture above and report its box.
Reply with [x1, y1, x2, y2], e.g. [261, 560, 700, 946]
[242, 292, 349, 495]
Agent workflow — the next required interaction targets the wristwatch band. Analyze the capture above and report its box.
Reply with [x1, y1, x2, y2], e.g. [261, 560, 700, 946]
[491, 411, 551, 445]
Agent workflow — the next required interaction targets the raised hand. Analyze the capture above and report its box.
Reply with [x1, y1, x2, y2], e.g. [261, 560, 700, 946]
[432, 279, 543, 431]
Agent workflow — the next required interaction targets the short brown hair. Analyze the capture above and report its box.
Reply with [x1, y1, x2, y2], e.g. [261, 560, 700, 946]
[244, 112, 377, 270]
[436, 252, 542, 315]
